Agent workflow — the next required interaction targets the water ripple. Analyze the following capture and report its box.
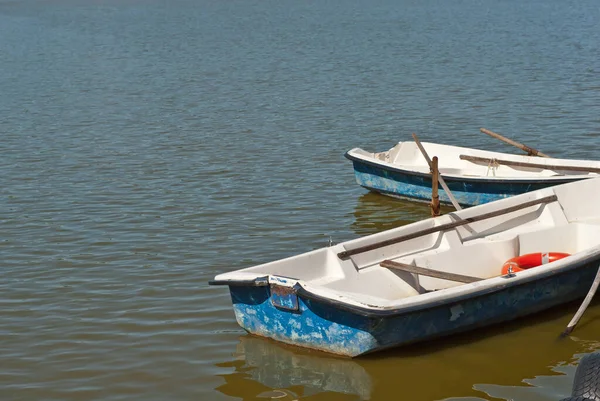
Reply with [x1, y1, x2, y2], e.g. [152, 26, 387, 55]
[1, 0, 600, 400]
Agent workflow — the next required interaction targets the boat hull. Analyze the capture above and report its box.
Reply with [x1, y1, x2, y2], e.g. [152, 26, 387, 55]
[348, 157, 584, 207]
[228, 260, 597, 357]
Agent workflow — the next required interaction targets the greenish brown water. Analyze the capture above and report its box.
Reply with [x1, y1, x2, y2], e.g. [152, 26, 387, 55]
[217, 303, 600, 401]
[1, 0, 600, 400]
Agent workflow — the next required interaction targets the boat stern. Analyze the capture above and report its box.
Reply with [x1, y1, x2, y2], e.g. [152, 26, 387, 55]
[213, 277, 380, 357]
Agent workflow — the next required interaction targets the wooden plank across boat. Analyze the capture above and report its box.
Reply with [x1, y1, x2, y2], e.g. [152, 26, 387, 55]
[210, 178, 600, 357]
[344, 141, 600, 207]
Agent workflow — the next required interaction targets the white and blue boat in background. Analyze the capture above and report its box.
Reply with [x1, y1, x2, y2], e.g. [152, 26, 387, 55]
[345, 141, 600, 207]
[211, 178, 600, 357]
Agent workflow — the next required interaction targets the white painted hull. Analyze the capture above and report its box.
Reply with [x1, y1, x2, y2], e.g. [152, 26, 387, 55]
[345, 142, 600, 206]
[212, 178, 600, 356]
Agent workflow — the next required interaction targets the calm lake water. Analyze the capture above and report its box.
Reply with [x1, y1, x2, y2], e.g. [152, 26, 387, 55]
[1, 0, 600, 400]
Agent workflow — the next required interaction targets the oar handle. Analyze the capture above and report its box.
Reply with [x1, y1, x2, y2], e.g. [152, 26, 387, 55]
[480, 128, 550, 158]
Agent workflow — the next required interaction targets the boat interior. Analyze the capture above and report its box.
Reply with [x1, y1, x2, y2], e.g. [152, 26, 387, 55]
[219, 179, 600, 308]
[353, 141, 600, 179]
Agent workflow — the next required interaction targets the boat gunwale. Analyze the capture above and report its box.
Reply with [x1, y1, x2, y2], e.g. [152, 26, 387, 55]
[344, 148, 596, 184]
[209, 276, 269, 287]
[210, 248, 600, 318]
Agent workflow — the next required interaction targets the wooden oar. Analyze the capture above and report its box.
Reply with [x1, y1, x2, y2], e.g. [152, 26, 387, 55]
[381, 260, 482, 283]
[337, 194, 557, 259]
[412, 133, 462, 211]
[460, 155, 600, 174]
[480, 128, 550, 158]
[562, 265, 600, 336]
[431, 156, 440, 217]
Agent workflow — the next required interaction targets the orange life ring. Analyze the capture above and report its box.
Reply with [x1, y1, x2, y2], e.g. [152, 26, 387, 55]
[501, 252, 570, 275]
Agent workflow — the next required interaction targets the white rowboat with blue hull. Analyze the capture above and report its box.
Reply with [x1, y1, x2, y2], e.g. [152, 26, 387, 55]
[345, 141, 600, 207]
[210, 178, 600, 357]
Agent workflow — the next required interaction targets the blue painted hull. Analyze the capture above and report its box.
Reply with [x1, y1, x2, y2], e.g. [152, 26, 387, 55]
[346, 155, 583, 207]
[227, 261, 598, 357]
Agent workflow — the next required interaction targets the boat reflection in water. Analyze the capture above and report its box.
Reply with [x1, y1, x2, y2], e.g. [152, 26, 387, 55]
[476, 339, 600, 401]
[215, 336, 371, 400]
[350, 192, 453, 236]
[215, 301, 600, 401]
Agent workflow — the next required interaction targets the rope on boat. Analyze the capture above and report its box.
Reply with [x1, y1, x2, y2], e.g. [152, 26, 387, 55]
[486, 157, 499, 176]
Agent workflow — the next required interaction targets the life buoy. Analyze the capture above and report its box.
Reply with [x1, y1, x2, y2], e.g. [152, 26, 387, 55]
[501, 252, 570, 275]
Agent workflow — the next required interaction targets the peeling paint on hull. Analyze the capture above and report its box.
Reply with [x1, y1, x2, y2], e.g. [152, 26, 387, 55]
[349, 159, 582, 207]
[231, 286, 378, 357]
[227, 262, 597, 357]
